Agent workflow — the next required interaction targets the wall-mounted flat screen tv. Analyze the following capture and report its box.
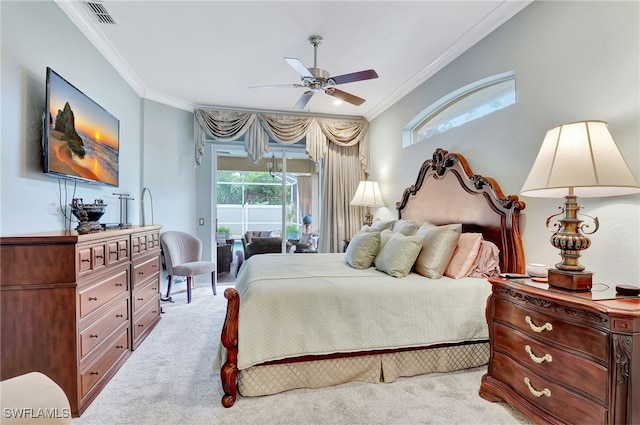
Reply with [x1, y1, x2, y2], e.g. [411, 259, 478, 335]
[43, 67, 119, 186]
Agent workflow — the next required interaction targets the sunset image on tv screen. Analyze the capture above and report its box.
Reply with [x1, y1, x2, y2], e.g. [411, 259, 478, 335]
[46, 69, 119, 186]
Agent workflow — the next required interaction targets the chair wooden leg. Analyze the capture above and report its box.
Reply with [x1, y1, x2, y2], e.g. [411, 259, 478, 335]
[211, 271, 217, 296]
[186, 276, 192, 304]
[165, 275, 173, 299]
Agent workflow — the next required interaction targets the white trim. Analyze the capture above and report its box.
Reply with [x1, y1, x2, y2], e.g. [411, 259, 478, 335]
[402, 71, 516, 147]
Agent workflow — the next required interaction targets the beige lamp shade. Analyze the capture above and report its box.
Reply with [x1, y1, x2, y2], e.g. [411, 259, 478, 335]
[350, 181, 385, 207]
[521, 121, 640, 198]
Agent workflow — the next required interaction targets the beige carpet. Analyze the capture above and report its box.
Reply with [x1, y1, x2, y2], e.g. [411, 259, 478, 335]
[73, 284, 531, 425]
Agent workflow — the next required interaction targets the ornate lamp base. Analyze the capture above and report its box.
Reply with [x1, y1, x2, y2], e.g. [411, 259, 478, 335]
[548, 268, 592, 291]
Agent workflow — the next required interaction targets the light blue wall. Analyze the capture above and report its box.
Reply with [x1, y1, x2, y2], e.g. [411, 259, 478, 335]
[0, 1, 195, 239]
[141, 99, 195, 234]
[370, 1, 639, 283]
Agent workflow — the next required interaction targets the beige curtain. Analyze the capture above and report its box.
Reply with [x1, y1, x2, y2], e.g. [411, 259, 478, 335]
[319, 143, 364, 253]
[296, 175, 312, 218]
[194, 107, 370, 253]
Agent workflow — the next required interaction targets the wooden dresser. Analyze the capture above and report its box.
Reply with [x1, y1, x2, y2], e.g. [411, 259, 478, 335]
[0, 225, 162, 416]
[480, 277, 639, 424]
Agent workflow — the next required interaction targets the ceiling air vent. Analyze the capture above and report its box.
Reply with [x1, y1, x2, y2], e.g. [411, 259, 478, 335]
[85, 2, 116, 25]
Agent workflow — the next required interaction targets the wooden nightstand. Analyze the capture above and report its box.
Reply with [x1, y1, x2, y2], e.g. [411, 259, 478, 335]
[480, 277, 639, 425]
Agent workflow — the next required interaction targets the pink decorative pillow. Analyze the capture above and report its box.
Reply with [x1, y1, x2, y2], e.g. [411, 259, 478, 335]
[468, 240, 501, 278]
[444, 233, 483, 279]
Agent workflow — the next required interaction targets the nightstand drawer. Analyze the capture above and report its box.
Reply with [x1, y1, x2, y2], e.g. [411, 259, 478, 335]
[493, 322, 608, 401]
[494, 298, 609, 362]
[493, 351, 607, 425]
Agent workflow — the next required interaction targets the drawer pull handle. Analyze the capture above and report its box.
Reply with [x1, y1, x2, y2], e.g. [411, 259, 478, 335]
[138, 271, 145, 275]
[88, 297, 98, 301]
[89, 334, 99, 338]
[137, 297, 144, 301]
[116, 345, 124, 349]
[525, 345, 552, 364]
[152, 310, 158, 314]
[110, 249, 117, 255]
[116, 314, 123, 318]
[152, 264, 158, 268]
[525, 316, 553, 333]
[115, 283, 123, 287]
[152, 287, 157, 291]
[96, 254, 104, 259]
[138, 324, 144, 327]
[82, 258, 90, 263]
[524, 377, 551, 398]
[90, 371, 100, 376]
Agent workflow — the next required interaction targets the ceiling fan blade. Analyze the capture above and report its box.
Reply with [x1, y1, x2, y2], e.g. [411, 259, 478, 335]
[284, 57, 314, 79]
[325, 87, 365, 106]
[330, 69, 378, 85]
[249, 83, 302, 90]
[293, 91, 315, 110]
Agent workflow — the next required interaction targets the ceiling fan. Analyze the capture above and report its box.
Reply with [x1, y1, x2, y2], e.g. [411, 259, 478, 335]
[250, 35, 379, 110]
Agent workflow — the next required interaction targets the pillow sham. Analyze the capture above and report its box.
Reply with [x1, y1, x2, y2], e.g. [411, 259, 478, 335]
[345, 231, 381, 269]
[444, 233, 483, 279]
[370, 219, 395, 232]
[374, 229, 394, 264]
[414, 223, 462, 279]
[468, 240, 501, 278]
[375, 234, 424, 278]
[392, 219, 419, 236]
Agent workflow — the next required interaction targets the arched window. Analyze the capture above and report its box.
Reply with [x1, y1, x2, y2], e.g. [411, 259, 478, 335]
[402, 72, 516, 147]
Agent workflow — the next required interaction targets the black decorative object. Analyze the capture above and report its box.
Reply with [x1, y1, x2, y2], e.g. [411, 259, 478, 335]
[71, 198, 106, 233]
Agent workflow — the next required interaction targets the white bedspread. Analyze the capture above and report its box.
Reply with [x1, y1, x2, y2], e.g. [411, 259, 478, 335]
[218, 253, 492, 370]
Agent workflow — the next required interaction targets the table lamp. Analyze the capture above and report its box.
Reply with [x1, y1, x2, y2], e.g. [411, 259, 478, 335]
[520, 120, 640, 290]
[350, 181, 384, 226]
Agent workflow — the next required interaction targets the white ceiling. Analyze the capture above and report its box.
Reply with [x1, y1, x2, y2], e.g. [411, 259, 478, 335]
[56, 1, 531, 120]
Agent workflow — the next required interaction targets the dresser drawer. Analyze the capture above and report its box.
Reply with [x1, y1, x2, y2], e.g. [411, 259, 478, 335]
[133, 298, 160, 342]
[107, 237, 129, 266]
[79, 299, 129, 358]
[493, 322, 608, 402]
[77, 242, 107, 276]
[132, 231, 160, 259]
[80, 326, 130, 399]
[493, 351, 607, 425]
[494, 298, 609, 362]
[132, 276, 160, 313]
[78, 269, 129, 318]
[132, 255, 160, 287]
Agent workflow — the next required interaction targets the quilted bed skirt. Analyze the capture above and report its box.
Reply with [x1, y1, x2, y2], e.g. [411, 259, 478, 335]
[238, 342, 489, 397]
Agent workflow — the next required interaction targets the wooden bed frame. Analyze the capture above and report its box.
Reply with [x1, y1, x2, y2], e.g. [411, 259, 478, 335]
[219, 148, 526, 407]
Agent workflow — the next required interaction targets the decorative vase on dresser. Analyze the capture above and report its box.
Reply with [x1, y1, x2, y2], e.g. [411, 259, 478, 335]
[480, 277, 639, 424]
[0, 225, 162, 417]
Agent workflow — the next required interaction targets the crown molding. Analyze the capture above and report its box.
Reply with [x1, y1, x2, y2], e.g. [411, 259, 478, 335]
[54, 0, 146, 97]
[364, 0, 532, 121]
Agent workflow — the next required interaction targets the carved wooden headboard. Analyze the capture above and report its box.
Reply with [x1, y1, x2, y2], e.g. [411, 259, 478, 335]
[397, 148, 526, 273]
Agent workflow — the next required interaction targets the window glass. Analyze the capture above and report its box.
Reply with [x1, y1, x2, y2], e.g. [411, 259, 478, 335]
[403, 72, 516, 146]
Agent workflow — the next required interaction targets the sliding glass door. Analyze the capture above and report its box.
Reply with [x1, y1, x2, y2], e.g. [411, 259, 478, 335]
[213, 145, 320, 253]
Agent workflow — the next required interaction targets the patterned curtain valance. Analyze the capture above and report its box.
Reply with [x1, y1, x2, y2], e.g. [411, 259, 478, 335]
[194, 108, 370, 173]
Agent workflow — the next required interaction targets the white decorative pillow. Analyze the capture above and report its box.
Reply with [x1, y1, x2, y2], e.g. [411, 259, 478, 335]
[345, 231, 381, 269]
[444, 233, 483, 279]
[370, 220, 395, 232]
[375, 234, 424, 278]
[392, 219, 419, 236]
[414, 223, 462, 279]
[374, 229, 394, 264]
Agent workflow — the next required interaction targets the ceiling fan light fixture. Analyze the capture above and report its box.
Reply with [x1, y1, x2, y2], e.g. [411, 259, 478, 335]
[251, 35, 378, 110]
